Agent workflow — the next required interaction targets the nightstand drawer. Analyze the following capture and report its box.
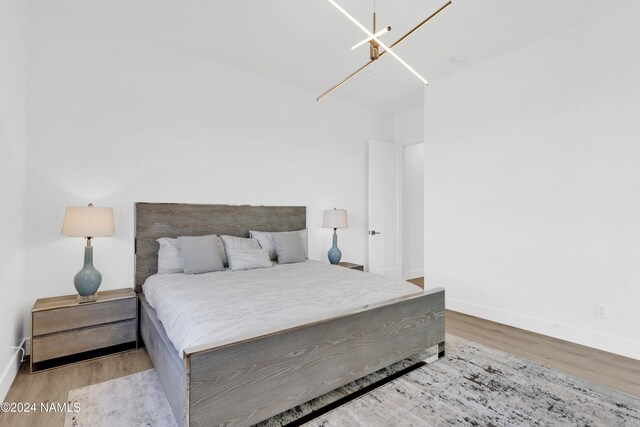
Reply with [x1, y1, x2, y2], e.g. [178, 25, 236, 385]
[32, 298, 136, 336]
[32, 319, 136, 363]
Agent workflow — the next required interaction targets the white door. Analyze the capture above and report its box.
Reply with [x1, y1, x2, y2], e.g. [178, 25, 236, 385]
[368, 140, 403, 279]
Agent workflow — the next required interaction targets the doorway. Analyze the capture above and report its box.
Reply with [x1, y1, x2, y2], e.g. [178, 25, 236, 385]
[367, 140, 424, 284]
[403, 142, 424, 281]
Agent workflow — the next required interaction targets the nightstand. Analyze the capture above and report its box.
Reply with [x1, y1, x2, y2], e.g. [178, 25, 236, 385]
[31, 288, 138, 373]
[338, 262, 364, 271]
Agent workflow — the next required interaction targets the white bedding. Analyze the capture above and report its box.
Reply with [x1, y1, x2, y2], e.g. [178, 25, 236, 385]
[143, 260, 422, 358]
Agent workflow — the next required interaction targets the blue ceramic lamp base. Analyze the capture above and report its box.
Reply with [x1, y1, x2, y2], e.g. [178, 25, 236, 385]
[327, 229, 342, 265]
[74, 245, 102, 296]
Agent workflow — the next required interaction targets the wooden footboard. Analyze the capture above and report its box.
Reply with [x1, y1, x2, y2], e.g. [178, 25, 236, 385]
[141, 289, 445, 427]
[183, 288, 445, 427]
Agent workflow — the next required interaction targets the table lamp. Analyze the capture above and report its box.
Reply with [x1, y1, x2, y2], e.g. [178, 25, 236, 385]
[61, 203, 115, 299]
[322, 208, 348, 264]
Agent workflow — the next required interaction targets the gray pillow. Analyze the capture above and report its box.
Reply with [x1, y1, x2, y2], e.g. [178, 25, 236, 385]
[220, 235, 261, 251]
[178, 235, 225, 274]
[226, 248, 272, 271]
[249, 230, 278, 260]
[250, 229, 308, 261]
[272, 232, 306, 264]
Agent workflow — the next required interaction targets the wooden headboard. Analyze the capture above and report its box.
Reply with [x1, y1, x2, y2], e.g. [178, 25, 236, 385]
[135, 203, 307, 292]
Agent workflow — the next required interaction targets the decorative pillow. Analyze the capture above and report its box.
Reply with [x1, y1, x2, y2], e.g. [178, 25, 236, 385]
[220, 235, 261, 251]
[177, 235, 225, 274]
[272, 232, 306, 264]
[226, 248, 272, 271]
[157, 235, 228, 273]
[214, 236, 229, 267]
[250, 229, 308, 261]
[249, 231, 277, 260]
[157, 238, 183, 274]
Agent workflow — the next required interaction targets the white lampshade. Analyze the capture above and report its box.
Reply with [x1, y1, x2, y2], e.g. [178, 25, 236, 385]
[61, 205, 115, 238]
[322, 208, 348, 229]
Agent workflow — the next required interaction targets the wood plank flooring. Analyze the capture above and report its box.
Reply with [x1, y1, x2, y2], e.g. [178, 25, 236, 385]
[407, 277, 424, 288]
[0, 348, 152, 427]
[1, 304, 638, 426]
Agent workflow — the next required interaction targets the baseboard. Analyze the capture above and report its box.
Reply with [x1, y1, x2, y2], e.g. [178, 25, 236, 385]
[0, 338, 27, 402]
[404, 269, 424, 280]
[447, 297, 640, 361]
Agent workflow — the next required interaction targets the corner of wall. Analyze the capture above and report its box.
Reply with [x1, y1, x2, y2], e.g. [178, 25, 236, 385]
[0, 0, 29, 402]
[394, 105, 425, 146]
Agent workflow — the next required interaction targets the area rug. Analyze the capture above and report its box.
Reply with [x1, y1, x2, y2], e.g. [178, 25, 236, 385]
[65, 334, 640, 426]
[64, 369, 175, 427]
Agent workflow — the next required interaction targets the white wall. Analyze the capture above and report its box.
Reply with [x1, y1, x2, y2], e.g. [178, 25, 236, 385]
[0, 0, 27, 400]
[394, 106, 424, 146]
[424, 4, 640, 359]
[23, 8, 394, 337]
[403, 143, 424, 280]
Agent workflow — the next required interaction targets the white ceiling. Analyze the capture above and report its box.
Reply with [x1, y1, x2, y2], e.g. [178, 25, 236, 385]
[32, 0, 633, 113]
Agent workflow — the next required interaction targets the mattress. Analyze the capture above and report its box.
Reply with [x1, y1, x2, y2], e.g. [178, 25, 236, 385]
[143, 260, 422, 358]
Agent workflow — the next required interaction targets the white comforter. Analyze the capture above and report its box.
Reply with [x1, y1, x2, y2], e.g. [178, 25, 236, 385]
[143, 260, 421, 358]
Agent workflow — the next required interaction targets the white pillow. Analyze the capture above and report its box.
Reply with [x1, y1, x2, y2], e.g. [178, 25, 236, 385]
[249, 229, 308, 261]
[156, 238, 183, 274]
[226, 248, 272, 271]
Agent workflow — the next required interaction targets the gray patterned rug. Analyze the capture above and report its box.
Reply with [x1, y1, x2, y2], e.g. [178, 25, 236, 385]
[65, 334, 640, 426]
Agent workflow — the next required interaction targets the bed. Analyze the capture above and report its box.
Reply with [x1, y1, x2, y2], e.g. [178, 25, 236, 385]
[135, 202, 445, 427]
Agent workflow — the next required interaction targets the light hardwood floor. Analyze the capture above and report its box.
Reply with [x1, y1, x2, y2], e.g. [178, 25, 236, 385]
[407, 277, 424, 288]
[0, 348, 152, 427]
[1, 305, 638, 426]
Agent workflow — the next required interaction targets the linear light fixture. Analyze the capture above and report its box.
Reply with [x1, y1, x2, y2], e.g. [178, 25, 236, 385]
[376, 36, 428, 85]
[317, 0, 452, 101]
[351, 26, 391, 51]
